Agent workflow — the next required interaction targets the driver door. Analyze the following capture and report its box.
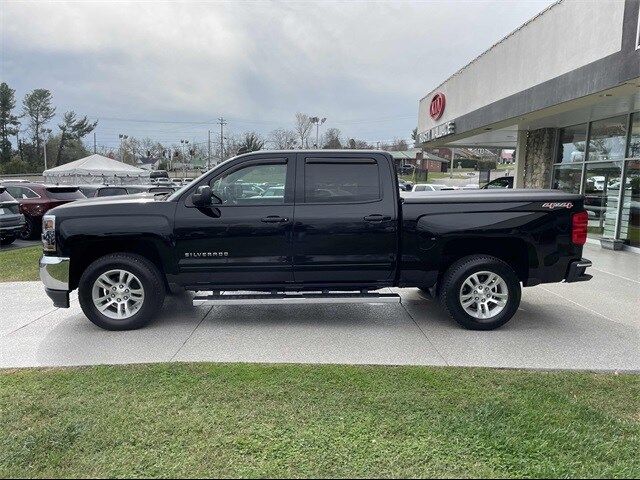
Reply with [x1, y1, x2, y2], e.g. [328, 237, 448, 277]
[173, 156, 295, 287]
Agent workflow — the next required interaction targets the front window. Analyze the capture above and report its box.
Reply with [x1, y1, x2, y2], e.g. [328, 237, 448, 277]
[210, 163, 286, 205]
[587, 115, 627, 162]
[583, 161, 623, 238]
[628, 112, 640, 158]
[6, 186, 39, 199]
[552, 164, 582, 193]
[619, 160, 640, 247]
[557, 124, 587, 163]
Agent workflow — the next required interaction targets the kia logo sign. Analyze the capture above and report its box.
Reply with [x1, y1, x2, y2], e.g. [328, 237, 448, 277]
[429, 92, 446, 120]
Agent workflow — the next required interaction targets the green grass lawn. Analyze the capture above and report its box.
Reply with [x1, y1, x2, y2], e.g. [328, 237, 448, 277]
[1, 363, 638, 478]
[0, 245, 40, 282]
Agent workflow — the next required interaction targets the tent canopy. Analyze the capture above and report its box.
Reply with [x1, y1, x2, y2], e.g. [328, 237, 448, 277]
[43, 154, 150, 185]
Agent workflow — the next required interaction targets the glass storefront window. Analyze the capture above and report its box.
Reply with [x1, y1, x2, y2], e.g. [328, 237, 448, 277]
[583, 162, 623, 238]
[587, 115, 628, 162]
[557, 124, 587, 163]
[552, 163, 582, 193]
[619, 160, 640, 247]
[628, 112, 640, 158]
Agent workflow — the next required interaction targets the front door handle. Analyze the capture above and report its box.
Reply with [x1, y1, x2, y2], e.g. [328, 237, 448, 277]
[261, 215, 289, 223]
[364, 214, 390, 222]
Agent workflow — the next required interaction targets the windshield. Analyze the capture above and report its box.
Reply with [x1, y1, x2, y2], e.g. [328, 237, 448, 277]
[166, 157, 237, 202]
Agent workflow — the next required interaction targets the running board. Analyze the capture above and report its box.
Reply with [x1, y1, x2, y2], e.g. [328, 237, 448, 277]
[193, 291, 401, 306]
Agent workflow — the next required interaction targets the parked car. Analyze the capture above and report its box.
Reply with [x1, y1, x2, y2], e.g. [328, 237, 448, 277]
[149, 170, 169, 181]
[398, 164, 415, 175]
[412, 184, 442, 192]
[0, 186, 25, 246]
[397, 179, 414, 191]
[482, 176, 514, 189]
[1, 182, 85, 239]
[40, 150, 592, 332]
[79, 185, 176, 198]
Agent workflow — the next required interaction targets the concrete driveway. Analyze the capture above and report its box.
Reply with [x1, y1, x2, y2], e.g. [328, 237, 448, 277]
[0, 244, 638, 371]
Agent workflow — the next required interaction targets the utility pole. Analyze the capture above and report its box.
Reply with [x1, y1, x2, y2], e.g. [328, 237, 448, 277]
[218, 117, 227, 162]
[207, 130, 212, 170]
[93, 132, 96, 154]
[450, 147, 455, 178]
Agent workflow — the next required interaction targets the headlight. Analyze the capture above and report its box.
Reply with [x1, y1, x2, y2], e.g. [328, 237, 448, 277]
[42, 214, 56, 252]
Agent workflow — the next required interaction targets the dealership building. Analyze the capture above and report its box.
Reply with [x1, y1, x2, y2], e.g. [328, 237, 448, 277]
[418, 0, 640, 250]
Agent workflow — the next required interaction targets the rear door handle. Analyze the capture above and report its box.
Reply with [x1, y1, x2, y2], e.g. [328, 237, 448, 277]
[261, 215, 289, 223]
[363, 214, 390, 222]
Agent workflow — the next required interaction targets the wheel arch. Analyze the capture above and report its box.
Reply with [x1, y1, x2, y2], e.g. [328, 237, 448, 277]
[68, 236, 170, 291]
[438, 236, 535, 284]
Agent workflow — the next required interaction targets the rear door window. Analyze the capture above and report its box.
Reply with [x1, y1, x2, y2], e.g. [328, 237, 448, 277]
[97, 187, 128, 197]
[46, 187, 86, 200]
[304, 159, 380, 203]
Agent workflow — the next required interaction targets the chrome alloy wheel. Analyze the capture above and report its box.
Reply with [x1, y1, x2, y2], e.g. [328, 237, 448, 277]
[459, 271, 508, 320]
[92, 269, 145, 320]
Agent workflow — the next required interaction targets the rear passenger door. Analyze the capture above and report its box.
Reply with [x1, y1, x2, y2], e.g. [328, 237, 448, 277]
[292, 153, 398, 285]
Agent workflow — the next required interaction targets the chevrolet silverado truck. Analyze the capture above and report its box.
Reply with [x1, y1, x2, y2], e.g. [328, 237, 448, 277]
[39, 150, 592, 331]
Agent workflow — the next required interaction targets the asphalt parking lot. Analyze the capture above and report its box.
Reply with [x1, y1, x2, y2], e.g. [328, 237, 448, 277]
[0, 243, 638, 371]
[0, 239, 39, 252]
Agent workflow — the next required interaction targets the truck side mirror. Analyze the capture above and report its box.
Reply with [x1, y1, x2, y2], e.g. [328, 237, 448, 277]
[191, 185, 213, 207]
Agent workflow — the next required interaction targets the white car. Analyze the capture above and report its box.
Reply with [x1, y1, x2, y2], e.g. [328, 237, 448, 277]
[412, 183, 447, 192]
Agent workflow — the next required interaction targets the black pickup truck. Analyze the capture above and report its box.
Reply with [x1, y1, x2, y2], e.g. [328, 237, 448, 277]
[39, 150, 592, 331]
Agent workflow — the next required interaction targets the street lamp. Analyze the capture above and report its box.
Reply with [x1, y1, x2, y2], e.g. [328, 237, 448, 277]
[310, 116, 326, 148]
[42, 128, 52, 171]
[180, 139, 190, 180]
[118, 134, 129, 162]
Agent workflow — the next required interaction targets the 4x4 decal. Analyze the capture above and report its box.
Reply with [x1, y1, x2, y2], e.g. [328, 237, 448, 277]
[541, 202, 573, 210]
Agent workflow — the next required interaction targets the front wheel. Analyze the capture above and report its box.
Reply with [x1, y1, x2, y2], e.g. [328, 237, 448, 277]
[78, 253, 166, 330]
[438, 255, 521, 330]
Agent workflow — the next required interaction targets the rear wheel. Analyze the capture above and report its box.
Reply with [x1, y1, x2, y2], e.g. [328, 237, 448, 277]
[438, 255, 521, 330]
[0, 235, 16, 246]
[78, 253, 166, 330]
[20, 217, 39, 240]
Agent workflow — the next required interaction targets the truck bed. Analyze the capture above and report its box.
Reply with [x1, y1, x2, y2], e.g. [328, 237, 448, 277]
[402, 189, 582, 204]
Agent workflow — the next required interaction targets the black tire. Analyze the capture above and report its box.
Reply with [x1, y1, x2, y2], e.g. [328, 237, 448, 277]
[78, 253, 166, 330]
[0, 236, 16, 246]
[20, 217, 39, 240]
[417, 286, 434, 298]
[438, 255, 521, 330]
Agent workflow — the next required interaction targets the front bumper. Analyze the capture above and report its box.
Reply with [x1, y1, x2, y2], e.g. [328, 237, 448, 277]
[40, 255, 70, 308]
[564, 258, 593, 283]
[0, 216, 25, 237]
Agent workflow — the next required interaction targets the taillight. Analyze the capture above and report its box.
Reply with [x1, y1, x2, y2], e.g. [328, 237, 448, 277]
[572, 211, 588, 245]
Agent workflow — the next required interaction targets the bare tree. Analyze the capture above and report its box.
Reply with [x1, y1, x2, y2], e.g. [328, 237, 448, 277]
[294, 113, 313, 148]
[269, 128, 298, 150]
[347, 138, 372, 149]
[389, 138, 409, 151]
[322, 128, 342, 149]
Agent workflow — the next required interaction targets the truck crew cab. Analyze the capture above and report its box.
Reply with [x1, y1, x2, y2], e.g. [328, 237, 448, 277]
[39, 150, 592, 331]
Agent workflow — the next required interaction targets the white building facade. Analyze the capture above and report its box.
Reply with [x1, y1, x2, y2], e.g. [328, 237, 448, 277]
[418, 0, 640, 250]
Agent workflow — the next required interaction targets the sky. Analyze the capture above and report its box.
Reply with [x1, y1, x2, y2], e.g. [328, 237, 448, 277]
[2, 0, 555, 151]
